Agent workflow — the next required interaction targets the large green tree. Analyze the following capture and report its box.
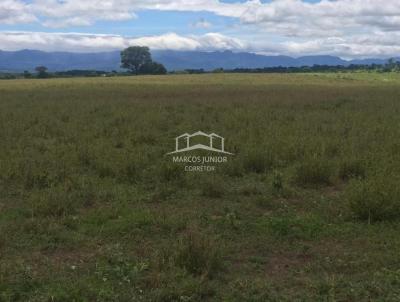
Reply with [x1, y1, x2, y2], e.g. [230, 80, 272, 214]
[121, 46, 167, 75]
[139, 62, 167, 75]
[35, 66, 49, 78]
[120, 46, 152, 75]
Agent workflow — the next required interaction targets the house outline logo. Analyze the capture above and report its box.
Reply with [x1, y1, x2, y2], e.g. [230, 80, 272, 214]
[168, 131, 233, 155]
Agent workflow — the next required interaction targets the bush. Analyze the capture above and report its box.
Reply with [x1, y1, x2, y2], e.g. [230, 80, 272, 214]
[237, 182, 264, 196]
[346, 177, 400, 222]
[139, 62, 167, 75]
[200, 176, 225, 198]
[338, 159, 366, 180]
[175, 230, 222, 277]
[123, 162, 140, 184]
[242, 151, 273, 174]
[294, 158, 333, 187]
[271, 170, 284, 193]
[31, 188, 78, 217]
[159, 163, 182, 183]
[149, 184, 176, 202]
[257, 214, 325, 240]
[223, 160, 244, 177]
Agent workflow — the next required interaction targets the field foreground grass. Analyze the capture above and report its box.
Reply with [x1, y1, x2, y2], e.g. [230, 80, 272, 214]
[1, 73, 400, 301]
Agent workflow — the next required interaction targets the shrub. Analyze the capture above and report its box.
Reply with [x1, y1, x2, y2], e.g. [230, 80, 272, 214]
[238, 182, 264, 196]
[338, 159, 366, 181]
[31, 188, 78, 217]
[223, 161, 244, 177]
[346, 177, 400, 222]
[254, 196, 275, 209]
[259, 214, 325, 240]
[95, 163, 115, 179]
[149, 184, 176, 202]
[200, 176, 225, 198]
[175, 230, 222, 277]
[294, 158, 333, 187]
[159, 163, 182, 183]
[242, 150, 273, 174]
[271, 170, 284, 193]
[23, 161, 57, 190]
[123, 162, 140, 184]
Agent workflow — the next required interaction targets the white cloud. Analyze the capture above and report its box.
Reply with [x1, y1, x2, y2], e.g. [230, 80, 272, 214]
[130, 33, 203, 51]
[28, 0, 400, 36]
[191, 18, 212, 29]
[0, 0, 37, 24]
[1, 1, 400, 57]
[279, 33, 400, 58]
[197, 33, 245, 50]
[30, 0, 136, 28]
[2, 30, 400, 59]
[0, 31, 247, 52]
[3, 0, 400, 35]
[129, 32, 246, 51]
[231, 0, 400, 42]
[42, 17, 93, 28]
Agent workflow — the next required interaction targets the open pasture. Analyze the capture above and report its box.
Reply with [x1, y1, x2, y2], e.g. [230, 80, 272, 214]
[1, 73, 400, 301]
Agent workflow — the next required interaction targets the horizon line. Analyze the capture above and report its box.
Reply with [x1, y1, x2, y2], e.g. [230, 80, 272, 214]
[0, 48, 397, 61]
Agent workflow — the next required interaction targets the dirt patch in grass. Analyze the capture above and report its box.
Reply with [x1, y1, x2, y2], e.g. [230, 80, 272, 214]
[265, 250, 313, 278]
[26, 247, 100, 275]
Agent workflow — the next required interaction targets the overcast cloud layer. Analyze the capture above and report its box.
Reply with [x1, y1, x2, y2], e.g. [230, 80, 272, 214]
[1, 0, 400, 58]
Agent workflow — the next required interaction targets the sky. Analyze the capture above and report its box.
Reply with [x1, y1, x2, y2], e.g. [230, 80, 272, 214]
[0, 0, 400, 58]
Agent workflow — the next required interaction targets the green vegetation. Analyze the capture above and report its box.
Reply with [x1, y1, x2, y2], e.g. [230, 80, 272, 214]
[121, 46, 167, 75]
[34, 66, 49, 79]
[1, 57, 399, 80]
[1, 73, 400, 301]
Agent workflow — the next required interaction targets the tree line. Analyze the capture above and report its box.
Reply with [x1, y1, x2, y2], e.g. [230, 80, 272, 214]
[1, 47, 400, 79]
[1, 46, 167, 79]
[176, 59, 400, 75]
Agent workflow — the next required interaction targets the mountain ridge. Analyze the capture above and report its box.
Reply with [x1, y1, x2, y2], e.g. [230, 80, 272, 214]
[0, 49, 393, 72]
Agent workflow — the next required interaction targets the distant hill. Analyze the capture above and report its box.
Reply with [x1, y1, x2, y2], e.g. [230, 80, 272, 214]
[0, 49, 393, 72]
[0, 50, 121, 72]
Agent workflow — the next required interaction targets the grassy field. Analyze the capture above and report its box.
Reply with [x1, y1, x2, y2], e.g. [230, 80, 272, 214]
[1, 73, 400, 301]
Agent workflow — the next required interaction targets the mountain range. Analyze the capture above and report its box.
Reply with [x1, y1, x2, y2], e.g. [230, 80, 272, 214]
[0, 49, 393, 72]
